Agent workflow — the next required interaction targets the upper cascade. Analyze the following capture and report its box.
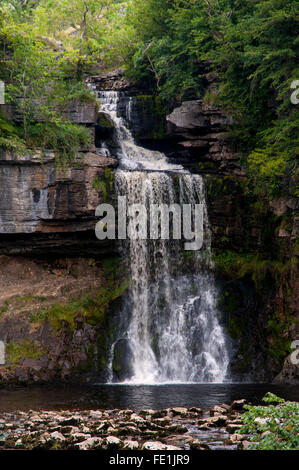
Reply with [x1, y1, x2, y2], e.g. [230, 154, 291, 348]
[98, 91, 184, 172]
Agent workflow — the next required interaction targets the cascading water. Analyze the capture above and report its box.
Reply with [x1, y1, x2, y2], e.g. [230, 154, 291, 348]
[98, 90, 230, 384]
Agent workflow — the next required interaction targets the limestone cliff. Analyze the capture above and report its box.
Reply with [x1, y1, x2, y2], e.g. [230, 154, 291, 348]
[0, 100, 118, 256]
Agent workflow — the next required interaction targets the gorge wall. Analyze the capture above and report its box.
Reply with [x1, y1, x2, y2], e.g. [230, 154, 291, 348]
[0, 71, 298, 385]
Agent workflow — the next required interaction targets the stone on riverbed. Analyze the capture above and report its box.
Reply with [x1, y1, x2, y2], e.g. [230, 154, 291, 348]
[170, 407, 188, 417]
[198, 415, 228, 427]
[226, 424, 243, 434]
[139, 409, 156, 417]
[49, 431, 66, 443]
[143, 441, 168, 450]
[210, 405, 229, 416]
[74, 437, 103, 450]
[105, 436, 122, 449]
[119, 410, 134, 417]
[71, 433, 91, 443]
[123, 440, 139, 450]
[151, 410, 168, 419]
[188, 407, 202, 415]
[89, 411, 103, 420]
[230, 399, 248, 411]
[154, 418, 172, 427]
[189, 439, 210, 450]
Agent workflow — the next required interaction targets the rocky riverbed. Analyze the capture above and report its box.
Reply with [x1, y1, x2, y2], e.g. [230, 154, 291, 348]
[0, 399, 253, 450]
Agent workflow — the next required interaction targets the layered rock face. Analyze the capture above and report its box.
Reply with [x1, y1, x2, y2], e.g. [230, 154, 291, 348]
[0, 256, 109, 384]
[166, 100, 244, 176]
[0, 102, 118, 256]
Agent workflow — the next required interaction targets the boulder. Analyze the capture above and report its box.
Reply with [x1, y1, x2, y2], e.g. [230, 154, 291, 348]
[74, 437, 103, 450]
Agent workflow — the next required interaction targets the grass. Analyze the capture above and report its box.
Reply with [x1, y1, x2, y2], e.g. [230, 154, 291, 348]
[6, 339, 45, 367]
[213, 251, 297, 290]
[28, 276, 129, 331]
[238, 393, 299, 450]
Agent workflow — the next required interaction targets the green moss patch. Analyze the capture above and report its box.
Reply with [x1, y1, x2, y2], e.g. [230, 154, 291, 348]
[6, 339, 45, 367]
[29, 257, 129, 331]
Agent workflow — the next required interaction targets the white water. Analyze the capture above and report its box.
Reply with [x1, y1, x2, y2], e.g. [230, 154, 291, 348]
[99, 91, 184, 172]
[98, 91, 230, 384]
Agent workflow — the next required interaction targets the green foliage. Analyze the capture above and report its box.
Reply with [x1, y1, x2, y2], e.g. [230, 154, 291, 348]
[114, 0, 299, 195]
[29, 258, 129, 331]
[214, 251, 295, 290]
[215, 251, 297, 363]
[227, 315, 246, 340]
[0, 112, 27, 154]
[92, 168, 115, 202]
[0, 7, 93, 161]
[262, 392, 285, 404]
[239, 393, 299, 450]
[267, 310, 295, 361]
[33, 0, 121, 76]
[1, 0, 298, 193]
[135, 94, 168, 139]
[0, 300, 9, 317]
[26, 120, 90, 165]
[6, 339, 45, 367]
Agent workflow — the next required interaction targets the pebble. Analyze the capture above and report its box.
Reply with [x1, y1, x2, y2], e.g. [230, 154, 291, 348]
[0, 398, 257, 451]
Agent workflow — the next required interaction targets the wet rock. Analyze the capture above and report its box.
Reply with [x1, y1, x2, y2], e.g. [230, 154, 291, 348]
[112, 339, 135, 382]
[123, 440, 139, 450]
[0, 150, 117, 259]
[107, 426, 118, 435]
[274, 352, 299, 385]
[96, 421, 110, 433]
[220, 404, 231, 411]
[239, 440, 252, 451]
[89, 411, 103, 420]
[198, 424, 211, 431]
[171, 407, 188, 417]
[143, 441, 168, 451]
[118, 421, 138, 428]
[61, 426, 80, 435]
[188, 407, 202, 415]
[230, 399, 247, 411]
[210, 405, 228, 416]
[59, 417, 82, 426]
[189, 439, 210, 450]
[71, 433, 91, 443]
[88, 70, 134, 92]
[152, 417, 172, 427]
[36, 432, 52, 449]
[14, 438, 24, 449]
[165, 444, 182, 450]
[227, 417, 243, 425]
[165, 424, 187, 433]
[50, 431, 66, 443]
[105, 436, 122, 449]
[118, 410, 134, 417]
[229, 434, 244, 443]
[199, 416, 228, 427]
[226, 424, 243, 434]
[139, 409, 156, 417]
[130, 414, 147, 424]
[141, 430, 160, 438]
[151, 410, 168, 419]
[14, 367, 29, 382]
[116, 426, 140, 436]
[74, 437, 103, 450]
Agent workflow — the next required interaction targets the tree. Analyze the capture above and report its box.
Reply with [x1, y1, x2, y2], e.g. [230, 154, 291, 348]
[33, 0, 118, 77]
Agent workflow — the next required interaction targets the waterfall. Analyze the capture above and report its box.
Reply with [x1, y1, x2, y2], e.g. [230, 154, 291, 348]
[98, 90, 230, 384]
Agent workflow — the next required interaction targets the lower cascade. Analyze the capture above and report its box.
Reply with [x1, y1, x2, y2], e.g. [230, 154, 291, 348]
[98, 91, 230, 384]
